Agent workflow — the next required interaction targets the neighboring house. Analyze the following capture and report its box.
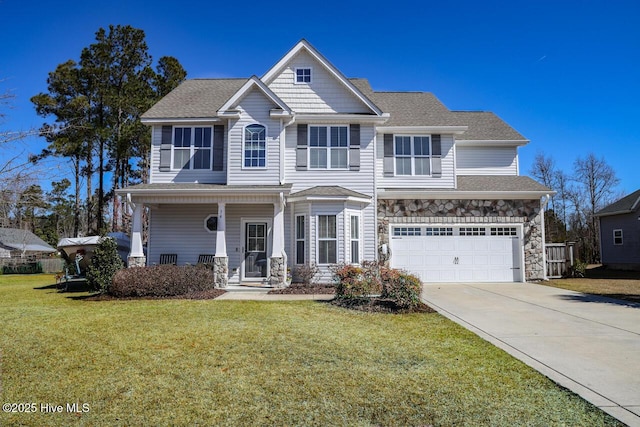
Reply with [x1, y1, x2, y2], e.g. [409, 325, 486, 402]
[595, 189, 640, 270]
[0, 228, 56, 259]
[118, 40, 552, 287]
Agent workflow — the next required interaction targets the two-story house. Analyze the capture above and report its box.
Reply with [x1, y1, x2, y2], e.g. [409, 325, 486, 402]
[118, 40, 552, 287]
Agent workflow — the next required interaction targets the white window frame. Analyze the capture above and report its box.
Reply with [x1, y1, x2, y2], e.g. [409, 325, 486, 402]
[350, 214, 361, 265]
[242, 123, 267, 169]
[316, 214, 338, 265]
[308, 125, 349, 170]
[295, 215, 306, 265]
[172, 126, 213, 170]
[613, 229, 623, 245]
[295, 67, 312, 84]
[394, 135, 432, 176]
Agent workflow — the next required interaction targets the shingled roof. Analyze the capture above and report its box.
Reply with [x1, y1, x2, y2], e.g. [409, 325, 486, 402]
[595, 189, 640, 216]
[0, 228, 56, 253]
[141, 75, 526, 142]
[142, 79, 247, 120]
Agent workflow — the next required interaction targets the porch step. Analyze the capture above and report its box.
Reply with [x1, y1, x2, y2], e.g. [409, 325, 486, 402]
[223, 285, 272, 292]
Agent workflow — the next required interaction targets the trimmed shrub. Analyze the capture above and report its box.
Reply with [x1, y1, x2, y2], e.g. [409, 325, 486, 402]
[110, 264, 214, 298]
[333, 263, 383, 299]
[381, 270, 423, 309]
[2, 262, 43, 275]
[86, 237, 124, 293]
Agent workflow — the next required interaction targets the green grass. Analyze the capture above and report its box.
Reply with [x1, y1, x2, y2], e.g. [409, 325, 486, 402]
[0, 274, 623, 426]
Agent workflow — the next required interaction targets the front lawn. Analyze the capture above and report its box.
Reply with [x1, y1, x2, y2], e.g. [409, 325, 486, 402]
[0, 274, 622, 426]
[546, 265, 640, 304]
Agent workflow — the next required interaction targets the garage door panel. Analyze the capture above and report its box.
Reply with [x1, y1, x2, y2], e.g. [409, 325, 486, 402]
[390, 227, 522, 283]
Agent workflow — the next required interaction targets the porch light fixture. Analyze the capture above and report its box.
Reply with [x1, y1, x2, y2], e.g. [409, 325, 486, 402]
[205, 215, 218, 232]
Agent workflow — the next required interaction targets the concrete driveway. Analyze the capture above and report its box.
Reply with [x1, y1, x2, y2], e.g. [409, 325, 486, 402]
[421, 282, 640, 426]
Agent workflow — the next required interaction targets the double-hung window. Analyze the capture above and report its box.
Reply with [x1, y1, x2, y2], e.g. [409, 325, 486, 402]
[309, 126, 348, 169]
[173, 127, 212, 170]
[395, 135, 431, 175]
[350, 215, 360, 264]
[295, 215, 305, 264]
[244, 124, 266, 168]
[613, 229, 623, 245]
[317, 215, 337, 264]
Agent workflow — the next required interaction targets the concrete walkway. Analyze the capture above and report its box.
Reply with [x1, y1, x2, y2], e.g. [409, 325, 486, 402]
[421, 282, 640, 426]
[216, 286, 334, 301]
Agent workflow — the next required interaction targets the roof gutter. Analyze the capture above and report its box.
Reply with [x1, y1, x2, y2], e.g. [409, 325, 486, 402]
[377, 189, 555, 200]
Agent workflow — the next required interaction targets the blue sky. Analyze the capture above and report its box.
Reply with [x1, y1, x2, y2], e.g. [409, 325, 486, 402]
[1, 0, 639, 195]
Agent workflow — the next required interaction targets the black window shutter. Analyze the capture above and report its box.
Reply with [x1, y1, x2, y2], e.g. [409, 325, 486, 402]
[383, 134, 394, 176]
[432, 134, 442, 177]
[349, 124, 360, 171]
[213, 125, 224, 171]
[159, 126, 172, 172]
[296, 124, 308, 170]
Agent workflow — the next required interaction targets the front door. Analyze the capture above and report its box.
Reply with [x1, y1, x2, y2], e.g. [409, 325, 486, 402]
[244, 222, 267, 279]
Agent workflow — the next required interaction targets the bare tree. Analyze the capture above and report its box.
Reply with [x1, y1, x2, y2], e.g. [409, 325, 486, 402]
[573, 153, 620, 262]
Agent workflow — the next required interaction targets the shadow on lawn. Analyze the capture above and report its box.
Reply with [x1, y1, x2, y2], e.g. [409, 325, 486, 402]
[34, 279, 93, 294]
[557, 293, 640, 308]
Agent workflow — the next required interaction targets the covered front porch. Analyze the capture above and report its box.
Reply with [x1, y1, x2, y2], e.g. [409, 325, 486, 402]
[119, 184, 292, 288]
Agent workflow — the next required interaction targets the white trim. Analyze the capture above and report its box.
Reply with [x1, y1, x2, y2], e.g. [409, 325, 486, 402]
[316, 214, 338, 265]
[294, 214, 306, 265]
[295, 113, 390, 124]
[455, 139, 529, 147]
[308, 125, 349, 170]
[613, 229, 624, 245]
[141, 117, 224, 125]
[378, 126, 468, 134]
[241, 123, 268, 170]
[171, 126, 214, 171]
[218, 76, 291, 115]
[287, 195, 371, 204]
[393, 134, 432, 176]
[377, 189, 552, 200]
[294, 67, 312, 84]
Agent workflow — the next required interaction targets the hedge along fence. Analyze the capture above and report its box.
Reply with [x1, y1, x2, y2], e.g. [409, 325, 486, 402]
[332, 261, 423, 309]
[110, 265, 215, 298]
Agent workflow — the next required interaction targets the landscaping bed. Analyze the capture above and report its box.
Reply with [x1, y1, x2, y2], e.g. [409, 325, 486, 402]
[268, 283, 335, 295]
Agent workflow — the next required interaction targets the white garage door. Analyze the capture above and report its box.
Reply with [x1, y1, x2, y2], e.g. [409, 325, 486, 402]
[390, 225, 522, 283]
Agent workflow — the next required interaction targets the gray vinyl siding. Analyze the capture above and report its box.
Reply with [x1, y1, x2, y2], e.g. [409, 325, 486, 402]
[148, 204, 218, 265]
[376, 133, 456, 188]
[456, 146, 518, 175]
[268, 50, 371, 114]
[285, 123, 377, 266]
[149, 125, 227, 184]
[227, 89, 282, 185]
[600, 213, 640, 266]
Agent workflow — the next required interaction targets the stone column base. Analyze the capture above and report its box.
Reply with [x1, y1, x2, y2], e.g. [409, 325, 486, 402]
[213, 256, 229, 288]
[269, 257, 286, 288]
[127, 256, 146, 268]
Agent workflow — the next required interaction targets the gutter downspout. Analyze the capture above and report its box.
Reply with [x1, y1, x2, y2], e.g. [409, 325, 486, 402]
[280, 114, 296, 186]
[540, 194, 551, 280]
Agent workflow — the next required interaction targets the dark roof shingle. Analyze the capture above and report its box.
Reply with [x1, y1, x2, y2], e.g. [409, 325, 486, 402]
[595, 189, 640, 216]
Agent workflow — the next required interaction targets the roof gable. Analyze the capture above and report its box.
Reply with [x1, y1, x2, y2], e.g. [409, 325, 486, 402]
[261, 40, 383, 116]
[217, 76, 291, 115]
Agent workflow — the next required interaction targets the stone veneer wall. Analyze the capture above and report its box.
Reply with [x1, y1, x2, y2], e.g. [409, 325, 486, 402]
[377, 199, 545, 281]
[269, 257, 286, 288]
[127, 256, 146, 268]
[213, 257, 228, 288]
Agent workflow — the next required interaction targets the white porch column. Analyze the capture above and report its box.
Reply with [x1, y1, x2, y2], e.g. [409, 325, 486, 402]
[128, 200, 146, 267]
[215, 202, 227, 256]
[271, 198, 285, 257]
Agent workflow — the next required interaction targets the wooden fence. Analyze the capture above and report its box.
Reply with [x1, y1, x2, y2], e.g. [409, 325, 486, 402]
[545, 242, 576, 279]
[0, 258, 65, 274]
